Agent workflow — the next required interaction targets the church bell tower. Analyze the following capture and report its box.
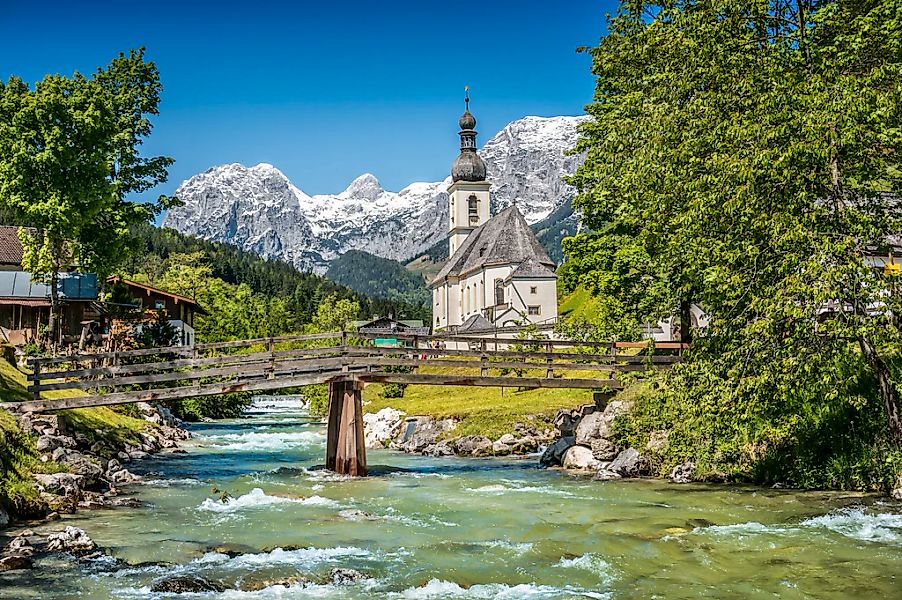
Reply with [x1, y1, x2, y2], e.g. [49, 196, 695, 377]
[448, 88, 490, 257]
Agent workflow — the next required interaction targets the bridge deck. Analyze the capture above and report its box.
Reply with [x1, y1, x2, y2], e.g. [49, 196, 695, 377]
[9, 331, 685, 414]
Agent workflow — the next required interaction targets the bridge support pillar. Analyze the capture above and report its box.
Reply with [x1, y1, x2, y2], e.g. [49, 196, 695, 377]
[325, 378, 367, 477]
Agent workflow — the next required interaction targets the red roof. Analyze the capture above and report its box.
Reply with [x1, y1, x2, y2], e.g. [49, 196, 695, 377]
[0, 226, 24, 267]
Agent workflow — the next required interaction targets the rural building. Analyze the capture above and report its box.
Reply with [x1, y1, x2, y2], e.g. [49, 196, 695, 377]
[430, 99, 558, 332]
[106, 277, 205, 346]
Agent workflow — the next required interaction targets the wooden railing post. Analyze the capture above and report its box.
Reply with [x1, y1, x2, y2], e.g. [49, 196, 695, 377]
[267, 337, 275, 380]
[480, 339, 488, 377]
[32, 361, 41, 402]
[545, 341, 554, 379]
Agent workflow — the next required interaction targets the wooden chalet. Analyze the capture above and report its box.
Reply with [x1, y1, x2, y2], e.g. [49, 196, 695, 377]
[106, 277, 206, 346]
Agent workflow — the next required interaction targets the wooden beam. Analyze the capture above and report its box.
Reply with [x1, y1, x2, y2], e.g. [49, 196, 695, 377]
[360, 373, 620, 390]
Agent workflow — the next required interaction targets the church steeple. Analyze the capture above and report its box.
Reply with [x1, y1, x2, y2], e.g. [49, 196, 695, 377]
[447, 87, 491, 257]
[451, 87, 487, 182]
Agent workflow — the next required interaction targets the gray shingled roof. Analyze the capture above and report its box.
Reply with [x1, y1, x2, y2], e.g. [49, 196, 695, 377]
[431, 206, 555, 286]
[507, 257, 557, 279]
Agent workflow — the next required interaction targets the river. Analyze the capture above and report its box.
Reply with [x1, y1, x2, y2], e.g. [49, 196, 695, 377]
[2, 397, 901, 599]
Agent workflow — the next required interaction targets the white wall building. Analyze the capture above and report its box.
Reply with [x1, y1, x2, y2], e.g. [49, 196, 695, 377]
[430, 97, 558, 332]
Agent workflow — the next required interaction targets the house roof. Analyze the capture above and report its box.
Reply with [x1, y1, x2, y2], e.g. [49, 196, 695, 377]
[431, 206, 556, 286]
[0, 226, 25, 267]
[456, 313, 493, 333]
[0, 271, 50, 299]
[107, 276, 208, 314]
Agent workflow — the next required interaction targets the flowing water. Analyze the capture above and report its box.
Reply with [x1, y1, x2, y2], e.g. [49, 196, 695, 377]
[2, 397, 901, 599]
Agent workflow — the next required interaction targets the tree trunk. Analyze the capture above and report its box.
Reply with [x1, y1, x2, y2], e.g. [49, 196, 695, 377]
[680, 298, 693, 345]
[47, 268, 60, 352]
[858, 334, 902, 442]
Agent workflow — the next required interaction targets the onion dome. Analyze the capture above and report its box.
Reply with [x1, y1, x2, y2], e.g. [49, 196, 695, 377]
[451, 88, 487, 182]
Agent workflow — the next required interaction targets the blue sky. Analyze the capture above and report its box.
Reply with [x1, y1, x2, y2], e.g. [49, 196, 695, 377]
[1, 0, 612, 197]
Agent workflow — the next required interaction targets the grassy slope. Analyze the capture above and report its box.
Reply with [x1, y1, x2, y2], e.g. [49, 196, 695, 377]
[363, 363, 596, 440]
[0, 356, 149, 517]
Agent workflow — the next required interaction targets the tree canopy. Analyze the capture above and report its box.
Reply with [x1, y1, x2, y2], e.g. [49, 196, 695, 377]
[564, 0, 902, 487]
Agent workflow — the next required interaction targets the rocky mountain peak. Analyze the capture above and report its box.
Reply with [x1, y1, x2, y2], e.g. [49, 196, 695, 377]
[163, 114, 588, 274]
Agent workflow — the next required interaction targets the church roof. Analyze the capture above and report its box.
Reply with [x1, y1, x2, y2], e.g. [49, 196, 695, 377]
[431, 205, 556, 286]
[507, 257, 557, 280]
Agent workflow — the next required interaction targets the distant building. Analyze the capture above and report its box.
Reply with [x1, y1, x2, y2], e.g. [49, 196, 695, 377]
[107, 277, 206, 346]
[430, 96, 558, 332]
[352, 316, 429, 336]
[0, 226, 99, 346]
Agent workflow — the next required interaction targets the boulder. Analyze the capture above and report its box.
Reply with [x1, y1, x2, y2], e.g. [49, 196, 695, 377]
[108, 469, 142, 485]
[562, 445, 601, 470]
[34, 473, 85, 497]
[36, 435, 77, 453]
[50, 449, 103, 484]
[0, 506, 8, 528]
[424, 440, 455, 457]
[46, 526, 96, 553]
[454, 435, 493, 456]
[150, 576, 226, 593]
[593, 469, 622, 481]
[330, 567, 368, 584]
[392, 416, 456, 453]
[241, 575, 309, 592]
[363, 407, 406, 449]
[892, 473, 902, 500]
[669, 461, 695, 484]
[19, 413, 65, 437]
[510, 436, 540, 454]
[608, 447, 645, 477]
[498, 433, 516, 445]
[4, 537, 34, 556]
[589, 438, 619, 461]
[0, 555, 32, 571]
[539, 436, 575, 467]
[574, 412, 612, 446]
[492, 441, 511, 454]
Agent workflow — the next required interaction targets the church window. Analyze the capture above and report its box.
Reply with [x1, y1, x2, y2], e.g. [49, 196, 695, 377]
[530, 286, 537, 294]
[468, 195, 479, 225]
[528, 306, 541, 316]
[494, 279, 504, 306]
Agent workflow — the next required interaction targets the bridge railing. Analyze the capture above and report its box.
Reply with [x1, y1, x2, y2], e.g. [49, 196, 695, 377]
[17, 333, 687, 412]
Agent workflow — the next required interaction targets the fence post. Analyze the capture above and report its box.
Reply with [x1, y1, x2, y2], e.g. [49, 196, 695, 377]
[545, 341, 554, 379]
[267, 337, 276, 380]
[32, 361, 41, 402]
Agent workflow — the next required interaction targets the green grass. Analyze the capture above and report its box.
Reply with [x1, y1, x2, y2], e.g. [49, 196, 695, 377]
[363, 364, 597, 440]
[0, 349, 151, 519]
[559, 286, 603, 322]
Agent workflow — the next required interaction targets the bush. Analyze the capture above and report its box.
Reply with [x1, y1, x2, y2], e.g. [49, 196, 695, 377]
[303, 384, 329, 417]
[167, 392, 252, 421]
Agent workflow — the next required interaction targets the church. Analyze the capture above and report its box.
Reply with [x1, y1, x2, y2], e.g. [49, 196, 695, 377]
[431, 98, 558, 332]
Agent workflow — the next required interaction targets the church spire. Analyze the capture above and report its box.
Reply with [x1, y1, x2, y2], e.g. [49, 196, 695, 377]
[451, 86, 486, 182]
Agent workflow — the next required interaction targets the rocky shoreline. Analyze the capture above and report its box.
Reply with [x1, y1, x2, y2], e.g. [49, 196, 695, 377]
[364, 400, 694, 484]
[0, 402, 190, 572]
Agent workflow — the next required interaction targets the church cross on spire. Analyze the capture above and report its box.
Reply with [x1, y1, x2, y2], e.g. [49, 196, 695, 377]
[465, 85, 469, 111]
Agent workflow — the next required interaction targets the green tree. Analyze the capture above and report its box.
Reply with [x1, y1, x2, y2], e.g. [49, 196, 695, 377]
[0, 49, 173, 346]
[565, 0, 902, 465]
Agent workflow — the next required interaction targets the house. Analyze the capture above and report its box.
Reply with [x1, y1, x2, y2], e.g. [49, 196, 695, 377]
[0, 226, 100, 346]
[106, 277, 206, 346]
[352, 316, 429, 347]
[430, 98, 558, 332]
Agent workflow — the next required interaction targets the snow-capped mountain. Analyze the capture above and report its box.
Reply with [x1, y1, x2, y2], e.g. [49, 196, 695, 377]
[162, 115, 588, 273]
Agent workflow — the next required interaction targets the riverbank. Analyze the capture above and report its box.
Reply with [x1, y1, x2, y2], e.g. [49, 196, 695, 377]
[2, 396, 901, 599]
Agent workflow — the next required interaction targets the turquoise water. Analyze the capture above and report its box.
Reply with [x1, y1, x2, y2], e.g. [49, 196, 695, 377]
[1, 398, 901, 599]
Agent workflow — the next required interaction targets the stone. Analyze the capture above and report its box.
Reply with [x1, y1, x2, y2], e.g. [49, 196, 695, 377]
[608, 447, 645, 477]
[363, 407, 406, 449]
[241, 576, 309, 592]
[454, 435, 493, 456]
[392, 416, 456, 453]
[6, 538, 34, 558]
[498, 433, 516, 445]
[0, 506, 8, 528]
[45, 511, 60, 521]
[46, 526, 97, 553]
[539, 436, 575, 467]
[492, 441, 511, 454]
[424, 440, 455, 457]
[589, 438, 618, 461]
[510, 436, 540, 454]
[646, 430, 669, 453]
[34, 473, 85, 497]
[127, 450, 150, 461]
[669, 461, 695, 484]
[150, 576, 226, 593]
[562, 445, 601, 471]
[593, 469, 622, 481]
[574, 412, 612, 446]
[330, 567, 367, 584]
[0, 555, 32, 571]
[36, 435, 77, 453]
[50, 449, 103, 484]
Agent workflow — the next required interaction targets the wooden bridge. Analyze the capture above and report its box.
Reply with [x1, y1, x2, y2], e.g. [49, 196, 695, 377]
[9, 331, 684, 477]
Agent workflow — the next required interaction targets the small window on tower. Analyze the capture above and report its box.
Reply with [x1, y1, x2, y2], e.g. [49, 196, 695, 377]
[530, 286, 537, 294]
[528, 306, 541, 316]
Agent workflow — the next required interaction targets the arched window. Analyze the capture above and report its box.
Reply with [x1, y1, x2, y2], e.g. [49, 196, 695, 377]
[494, 279, 504, 306]
[468, 195, 479, 225]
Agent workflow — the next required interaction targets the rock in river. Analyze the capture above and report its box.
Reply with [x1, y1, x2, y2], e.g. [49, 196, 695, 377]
[46, 526, 97, 553]
[562, 445, 601, 470]
[669, 461, 695, 484]
[608, 447, 645, 477]
[454, 435, 493, 456]
[331, 567, 368, 584]
[363, 407, 405, 448]
[539, 436, 575, 467]
[150, 576, 226, 593]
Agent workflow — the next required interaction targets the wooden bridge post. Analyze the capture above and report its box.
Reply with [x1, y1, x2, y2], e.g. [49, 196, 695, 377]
[325, 378, 367, 477]
[545, 341, 554, 379]
[32, 361, 41, 402]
